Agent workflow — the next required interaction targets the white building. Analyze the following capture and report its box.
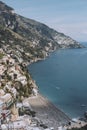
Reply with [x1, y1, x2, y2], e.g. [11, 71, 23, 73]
[32, 88, 38, 96]
[0, 93, 13, 108]
[0, 89, 5, 96]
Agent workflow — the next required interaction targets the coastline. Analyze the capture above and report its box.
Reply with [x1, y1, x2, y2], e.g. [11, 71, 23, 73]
[27, 48, 87, 130]
[24, 93, 71, 129]
[27, 55, 72, 129]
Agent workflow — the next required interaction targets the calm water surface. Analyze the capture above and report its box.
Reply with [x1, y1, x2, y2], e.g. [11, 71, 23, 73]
[28, 43, 87, 118]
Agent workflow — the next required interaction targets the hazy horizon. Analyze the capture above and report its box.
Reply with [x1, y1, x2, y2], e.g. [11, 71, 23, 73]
[1, 0, 87, 42]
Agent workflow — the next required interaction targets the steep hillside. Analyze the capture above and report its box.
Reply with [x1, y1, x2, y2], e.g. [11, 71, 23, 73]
[0, 1, 84, 64]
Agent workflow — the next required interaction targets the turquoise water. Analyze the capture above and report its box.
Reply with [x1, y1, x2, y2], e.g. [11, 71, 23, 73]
[28, 43, 87, 118]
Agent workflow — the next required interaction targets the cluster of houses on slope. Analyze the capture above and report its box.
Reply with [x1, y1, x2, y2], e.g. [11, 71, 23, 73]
[0, 50, 38, 95]
[0, 86, 41, 130]
[0, 89, 42, 130]
[0, 88, 49, 130]
[0, 91, 12, 121]
[0, 50, 51, 130]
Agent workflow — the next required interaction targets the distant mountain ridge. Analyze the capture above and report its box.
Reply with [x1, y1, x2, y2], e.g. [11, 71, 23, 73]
[0, 1, 84, 63]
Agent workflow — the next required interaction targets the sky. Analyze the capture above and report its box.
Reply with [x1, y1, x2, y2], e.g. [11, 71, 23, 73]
[1, 0, 87, 42]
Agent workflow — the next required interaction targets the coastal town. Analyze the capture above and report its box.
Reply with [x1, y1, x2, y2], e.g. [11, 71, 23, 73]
[0, 1, 87, 130]
[0, 45, 87, 130]
[0, 47, 65, 130]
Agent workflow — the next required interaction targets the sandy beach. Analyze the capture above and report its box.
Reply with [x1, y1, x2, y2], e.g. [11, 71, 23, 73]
[24, 94, 71, 129]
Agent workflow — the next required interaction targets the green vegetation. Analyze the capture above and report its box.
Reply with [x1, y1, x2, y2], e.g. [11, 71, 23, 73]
[0, 53, 4, 59]
[0, 1, 82, 64]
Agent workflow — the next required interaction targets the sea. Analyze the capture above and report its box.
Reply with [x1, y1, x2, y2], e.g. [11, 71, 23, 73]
[28, 42, 87, 118]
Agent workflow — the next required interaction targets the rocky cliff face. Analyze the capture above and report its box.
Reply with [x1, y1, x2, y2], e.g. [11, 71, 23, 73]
[0, 1, 84, 63]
